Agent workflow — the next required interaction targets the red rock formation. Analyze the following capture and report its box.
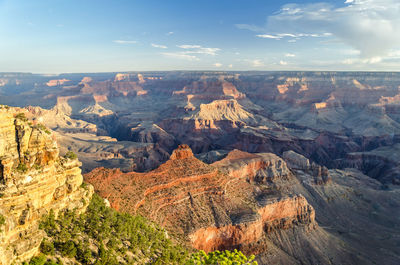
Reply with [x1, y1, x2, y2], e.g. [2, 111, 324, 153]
[190, 196, 315, 253]
[84, 145, 316, 253]
[169, 144, 194, 160]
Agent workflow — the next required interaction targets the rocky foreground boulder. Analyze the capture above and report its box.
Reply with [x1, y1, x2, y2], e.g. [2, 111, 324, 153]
[0, 106, 93, 264]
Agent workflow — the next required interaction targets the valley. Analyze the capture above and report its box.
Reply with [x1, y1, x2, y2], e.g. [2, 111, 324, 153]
[1, 71, 400, 264]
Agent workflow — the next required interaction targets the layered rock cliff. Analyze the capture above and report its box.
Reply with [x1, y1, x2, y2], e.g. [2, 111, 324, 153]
[85, 145, 316, 254]
[0, 107, 93, 264]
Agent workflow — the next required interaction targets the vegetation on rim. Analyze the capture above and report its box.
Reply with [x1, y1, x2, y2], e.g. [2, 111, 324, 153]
[26, 193, 257, 264]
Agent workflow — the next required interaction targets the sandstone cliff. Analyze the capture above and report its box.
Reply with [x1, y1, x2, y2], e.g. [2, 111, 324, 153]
[0, 107, 93, 264]
[84, 145, 316, 254]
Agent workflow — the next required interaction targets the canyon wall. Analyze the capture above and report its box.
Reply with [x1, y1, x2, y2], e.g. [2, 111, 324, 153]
[0, 107, 93, 264]
[85, 145, 316, 254]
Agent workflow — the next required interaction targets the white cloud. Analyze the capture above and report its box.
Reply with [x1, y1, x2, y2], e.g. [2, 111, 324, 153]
[364, 57, 382, 64]
[342, 56, 383, 65]
[151, 43, 167, 49]
[238, 0, 400, 61]
[256, 34, 281, 39]
[166, 31, 174, 35]
[256, 32, 331, 40]
[235, 24, 265, 32]
[285, 53, 296, 57]
[214, 63, 222, 67]
[265, 0, 400, 59]
[178, 45, 202, 49]
[177, 45, 220, 55]
[252, 59, 264, 67]
[161, 52, 199, 61]
[279, 60, 288, 65]
[113, 40, 137, 44]
[228, 64, 233, 68]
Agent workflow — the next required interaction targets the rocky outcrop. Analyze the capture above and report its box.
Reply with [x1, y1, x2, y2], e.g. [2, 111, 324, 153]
[282, 150, 331, 184]
[339, 147, 400, 184]
[84, 145, 316, 253]
[190, 100, 256, 124]
[0, 107, 93, 264]
[169, 144, 194, 160]
[213, 149, 292, 183]
[46, 79, 70, 87]
[189, 195, 315, 253]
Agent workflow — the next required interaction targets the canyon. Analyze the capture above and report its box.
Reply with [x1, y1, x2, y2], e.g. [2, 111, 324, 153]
[0, 71, 400, 264]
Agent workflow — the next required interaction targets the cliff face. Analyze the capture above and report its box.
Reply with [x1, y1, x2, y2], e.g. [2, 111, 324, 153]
[0, 107, 93, 265]
[85, 145, 316, 253]
[189, 195, 315, 253]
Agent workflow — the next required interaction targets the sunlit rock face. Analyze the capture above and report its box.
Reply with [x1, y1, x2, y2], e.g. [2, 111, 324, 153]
[0, 107, 93, 265]
[85, 145, 316, 254]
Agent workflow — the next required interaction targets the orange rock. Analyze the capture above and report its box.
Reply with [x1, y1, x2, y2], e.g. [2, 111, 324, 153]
[84, 146, 316, 253]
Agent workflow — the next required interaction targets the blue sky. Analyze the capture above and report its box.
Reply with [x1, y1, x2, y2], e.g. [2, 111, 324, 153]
[1, 0, 399, 73]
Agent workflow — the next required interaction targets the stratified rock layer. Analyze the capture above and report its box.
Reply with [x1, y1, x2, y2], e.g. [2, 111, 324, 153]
[85, 145, 315, 253]
[0, 107, 93, 265]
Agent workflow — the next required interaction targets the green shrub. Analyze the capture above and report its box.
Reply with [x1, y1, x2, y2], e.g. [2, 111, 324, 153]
[187, 249, 258, 265]
[28, 254, 47, 265]
[0, 214, 5, 232]
[34, 164, 43, 171]
[64, 151, 77, 160]
[35, 123, 51, 135]
[37, 195, 258, 264]
[39, 193, 189, 264]
[16, 163, 28, 173]
[27, 254, 63, 265]
[40, 239, 55, 255]
[15, 112, 28, 122]
[80, 182, 89, 190]
[59, 240, 77, 257]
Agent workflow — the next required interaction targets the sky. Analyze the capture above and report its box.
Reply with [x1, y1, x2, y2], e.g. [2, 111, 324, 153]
[0, 0, 400, 73]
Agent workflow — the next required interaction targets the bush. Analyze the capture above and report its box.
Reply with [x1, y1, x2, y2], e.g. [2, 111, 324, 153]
[16, 163, 28, 173]
[80, 182, 89, 190]
[59, 240, 77, 257]
[187, 249, 258, 265]
[35, 123, 51, 135]
[39, 193, 189, 264]
[28, 254, 47, 265]
[38, 195, 260, 264]
[15, 112, 28, 122]
[64, 151, 77, 160]
[26, 254, 63, 265]
[0, 214, 5, 232]
[40, 239, 55, 255]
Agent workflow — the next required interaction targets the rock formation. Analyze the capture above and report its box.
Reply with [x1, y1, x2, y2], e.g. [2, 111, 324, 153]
[85, 145, 316, 254]
[282, 150, 331, 184]
[0, 107, 93, 264]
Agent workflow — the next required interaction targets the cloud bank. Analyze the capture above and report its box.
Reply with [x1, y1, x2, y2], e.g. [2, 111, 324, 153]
[161, 45, 220, 61]
[266, 0, 400, 59]
[238, 0, 400, 60]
